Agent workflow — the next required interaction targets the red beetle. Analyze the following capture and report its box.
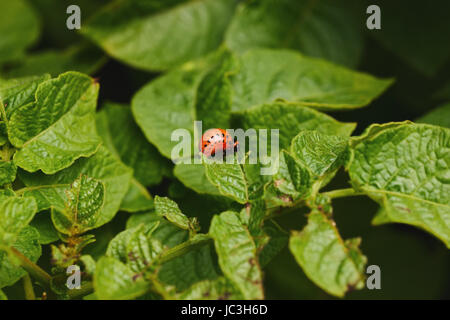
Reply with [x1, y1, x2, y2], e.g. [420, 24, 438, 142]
[200, 128, 239, 157]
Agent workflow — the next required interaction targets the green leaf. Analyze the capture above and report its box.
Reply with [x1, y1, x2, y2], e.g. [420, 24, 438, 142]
[120, 179, 154, 213]
[9, 71, 101, 174]
[96, 102, 169, 186]
[230, 49, 393, 111]
[29, 212, 59, 245]
[174, 163, 221, 196]
[179, 276, 243, 300]
[19, 146, 133, 228]
[0, 74, 51, 118]
[0, 161, 17, 186]
[0, 226, 41, 289]
[154, 196, 193, 231]
[204, 160, 248, 204]
[272, 150, 312, 200]
[158, 236, 221, 292]
[226, 0, 363, 68]
[238, 102, 356, 150]
[127, 211, 188, 249]
[0, 289, 6, 300]
[209, 211, 264, 299]
[348, 122, 450, 247]
[417, 103, 450, 128]
[82, 0, 236, 71]
[289, 210, 366, 297]
[195, 51, 236, 129]
[51, 174, 105, 236]
[132, 63, 202, 158]
[94, 256, 149, 300]
[258, 221, 289, 268]
[131, 49, 231, 159]
[0, 196, 37, 245]
[107, 225, 163, 273]
[0, 0, 40, 63]
[291, 130, 349, 177]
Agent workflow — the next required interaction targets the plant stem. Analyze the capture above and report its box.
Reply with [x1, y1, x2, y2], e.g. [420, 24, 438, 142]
[322, 188, 364, 199]
[158, 236, 211, 264]
[23, 274, 36, 300]
[67, 281, 94, 299]
[9, 247, 52, 290]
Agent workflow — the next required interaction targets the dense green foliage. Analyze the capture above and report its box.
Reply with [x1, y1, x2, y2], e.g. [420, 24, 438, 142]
[0, 0, 449, 300]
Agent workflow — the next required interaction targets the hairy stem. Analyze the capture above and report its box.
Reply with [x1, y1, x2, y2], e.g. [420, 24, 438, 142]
[322, 188, 365, 199]
[23, 274, 36, 300]
[67, 281, 94, 299]
[9, 247, 52, 290]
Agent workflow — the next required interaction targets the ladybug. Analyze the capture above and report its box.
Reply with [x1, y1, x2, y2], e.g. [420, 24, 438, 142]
[200, 128, 239, 157]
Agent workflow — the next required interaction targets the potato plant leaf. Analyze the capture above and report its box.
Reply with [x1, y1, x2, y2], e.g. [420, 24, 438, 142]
[154, 196, 195, 231]
[94, 256, 149, 300]
[238, 102, 356, 150]
[0, 0, 39, 63]
[0, 196, 37, 245]
[209, 211, 264, 299]
[291, 130, 349, 178]
[348, 122, 450, 247]
[51, 175, 105, 236]
[230, 49, 393, 112]
[19, 146, 133, 228]
[0, 226, 41, 289]
[9, 72, 101, 174]
[289, 210, 366, 297]
[82, 0, 236, 71]
[226, 0, 363, 68]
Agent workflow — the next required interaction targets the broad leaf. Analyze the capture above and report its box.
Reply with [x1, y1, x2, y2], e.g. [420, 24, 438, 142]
[51, 175, 105, 236]
[348, 122, 450, 247]
[96, 102, 169, 186]
[20, 146, 133, 228]
[174, 164, 221, 196]
[179, 276, 243, 300]
[195, 51, 236, 129]
[226, 0, 363, 68]
[271, 150, 312, 201]
[230, 49, 393, 111]
[0, 74, 51, 118]
[209, 211, 264, 299]
[107, 224, 162, 273]
[132, 49, 233, 158]
[30, 212, 59, 245]
[0, 196, 37, 245]
[120, 179, 154, 213]
[82, 0, 236, 71]
[291, 130, 349, 177]
[9, 72, 101, 174]
[289, 210, 366, 297]
[0, 226, 41, 289]
[126, 211, 188, 249]
[0, 0, 39, 63]
[238, 102, 356, 150]
[94, 256, 149, 300]
[0, 161, 17, 186]
[154, 196, 193, 231]
[204, 160, 248, 204]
